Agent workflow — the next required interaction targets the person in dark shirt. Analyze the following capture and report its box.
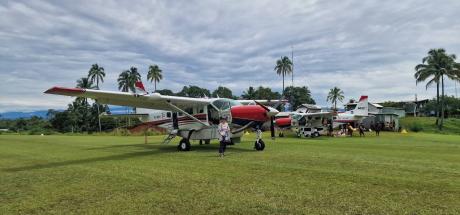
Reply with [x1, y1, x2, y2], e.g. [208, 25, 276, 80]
[359, 124, 365, 137]
[375, 122, 381, 136]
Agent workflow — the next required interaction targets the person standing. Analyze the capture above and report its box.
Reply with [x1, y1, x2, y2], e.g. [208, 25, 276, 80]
[347, 123, 354, 137]
[375, 122, 381, 136]
[359, 124, 365, 137]
[218, 117, 230, 157]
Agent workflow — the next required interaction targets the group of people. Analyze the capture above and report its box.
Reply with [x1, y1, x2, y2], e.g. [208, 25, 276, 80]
[217, 117, 391, 157]
[332, 121, 385, 137]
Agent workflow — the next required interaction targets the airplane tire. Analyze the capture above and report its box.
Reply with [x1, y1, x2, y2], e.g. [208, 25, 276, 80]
[279, 133, 284, 137]
[254, 139, 265, 151]
[178, 138, 191, 151]
[204, 139, 210, 144]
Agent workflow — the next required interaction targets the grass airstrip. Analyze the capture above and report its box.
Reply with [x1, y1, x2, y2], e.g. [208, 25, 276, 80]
[1, 132, 459, 214]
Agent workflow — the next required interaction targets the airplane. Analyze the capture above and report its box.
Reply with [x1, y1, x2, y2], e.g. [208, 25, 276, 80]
[333, 95, 369, 124]
[275, 104, 332, 138]
[44, 82, 281, 151]
[275, 96, 370, 137]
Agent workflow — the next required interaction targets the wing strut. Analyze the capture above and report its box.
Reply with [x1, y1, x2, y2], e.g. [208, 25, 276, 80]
[166, 101, 209, 127]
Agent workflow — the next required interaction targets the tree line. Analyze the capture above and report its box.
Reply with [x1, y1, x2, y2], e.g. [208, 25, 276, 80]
[0, 60, 318, 133]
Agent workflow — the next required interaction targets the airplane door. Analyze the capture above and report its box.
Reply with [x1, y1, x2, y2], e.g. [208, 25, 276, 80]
[172, 112, 179, 129]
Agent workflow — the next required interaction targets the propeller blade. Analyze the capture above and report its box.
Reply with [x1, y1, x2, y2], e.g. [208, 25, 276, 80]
[270, 116, 275, 139]
[254, 100, 270, 112]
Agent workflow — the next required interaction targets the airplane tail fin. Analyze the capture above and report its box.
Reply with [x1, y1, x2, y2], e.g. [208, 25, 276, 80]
[135, 81, 147, 94]
[353, 95, 368, 116]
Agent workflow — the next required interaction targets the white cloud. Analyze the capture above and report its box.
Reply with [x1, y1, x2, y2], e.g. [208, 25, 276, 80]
[1, 0, 460, 112]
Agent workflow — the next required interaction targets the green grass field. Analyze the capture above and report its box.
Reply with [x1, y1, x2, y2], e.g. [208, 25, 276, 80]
[1, 132, 459, 214]
[401, 117, 460, 135]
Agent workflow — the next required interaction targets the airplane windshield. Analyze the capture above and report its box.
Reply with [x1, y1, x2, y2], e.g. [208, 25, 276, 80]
[212, 99, 241, 110]
[291, 114, 303, 121]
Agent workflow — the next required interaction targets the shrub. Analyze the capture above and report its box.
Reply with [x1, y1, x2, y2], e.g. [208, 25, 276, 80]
[408, 121, 423, 132]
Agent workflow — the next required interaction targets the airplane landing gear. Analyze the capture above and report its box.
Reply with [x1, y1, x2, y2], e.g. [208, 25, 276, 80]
[254, 139, 265, 151]
[178, 138, 191, 151]
[254, 129, 265, 151]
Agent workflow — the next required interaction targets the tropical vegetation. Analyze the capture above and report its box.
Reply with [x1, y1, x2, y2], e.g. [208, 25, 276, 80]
[414, 48, 460, 130]
[147, 64, 163, 92]
[274, 56, 293, 96]
[326, 86, 345, 111]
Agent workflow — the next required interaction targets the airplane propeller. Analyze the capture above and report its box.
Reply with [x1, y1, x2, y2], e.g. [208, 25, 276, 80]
[254, 100, 277, 139]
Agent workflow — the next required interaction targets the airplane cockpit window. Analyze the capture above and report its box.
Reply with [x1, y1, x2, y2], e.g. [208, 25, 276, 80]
[291, 114, 302, 121]
[298, 116, 307, 126]
[212, 99, 241, 110]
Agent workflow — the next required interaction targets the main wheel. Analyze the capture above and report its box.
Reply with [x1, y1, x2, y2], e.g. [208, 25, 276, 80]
[278, 133, 284, 137]
[204, 139, 210, 144]
[178, 138, 191, 151]
[254, 139, 265, 151]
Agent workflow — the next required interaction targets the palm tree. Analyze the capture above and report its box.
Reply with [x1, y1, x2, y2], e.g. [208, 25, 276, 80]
[326, 87, 344, 111]
[76, 77, 95, 132]
[87, 64, 105, 89]
[274, 56, 293, 96]
[87, 64, 105, 132]
[415, 48, 460, 129]
[147, 64, 163, 92]
[117, 70, 131, 125]
[127, 66, 141, 92]
[76, 77, 95, 104]
[118, 70, 130, 93]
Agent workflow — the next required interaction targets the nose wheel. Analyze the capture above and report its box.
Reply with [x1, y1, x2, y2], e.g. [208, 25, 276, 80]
[254, 129, 265, 151]
[254, 139, 265, 151]
[178, 138, 191, 151]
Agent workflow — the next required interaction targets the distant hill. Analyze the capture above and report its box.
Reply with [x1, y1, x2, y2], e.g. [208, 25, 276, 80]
[0, 106, 131, 120]
[0, 110, 51, 119]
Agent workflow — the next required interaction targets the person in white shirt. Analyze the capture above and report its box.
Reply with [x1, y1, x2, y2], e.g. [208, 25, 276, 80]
[217, 117, 230, 157]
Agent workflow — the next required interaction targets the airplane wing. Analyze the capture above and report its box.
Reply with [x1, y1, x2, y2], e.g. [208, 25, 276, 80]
[44, 87, 211, 111]
[99, 113, 149, 118]
[238, 99, 287, 106]
[294, 112, 334, 117]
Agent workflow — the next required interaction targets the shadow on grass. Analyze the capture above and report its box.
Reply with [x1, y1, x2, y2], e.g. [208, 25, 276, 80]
[3, 143, 255, 172]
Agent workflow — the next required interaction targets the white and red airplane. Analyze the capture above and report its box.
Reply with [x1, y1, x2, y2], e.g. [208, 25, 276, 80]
[275, 96, 370, 137]
[45, 82, 281, 151]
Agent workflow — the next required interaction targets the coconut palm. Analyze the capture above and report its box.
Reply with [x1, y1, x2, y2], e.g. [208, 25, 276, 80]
[76, 77, 95, 131]
[118, 70, 130, 92]
[76, 77, 94, 106]
[87, 64, 105, 132]
[147, 64, 163, 92]
[326, 87, 344, 111]
[87, 64, 105, 89]
[274, 56, 293, 96]
[127, 66, 141, 92]
[415, 48, 460, 129]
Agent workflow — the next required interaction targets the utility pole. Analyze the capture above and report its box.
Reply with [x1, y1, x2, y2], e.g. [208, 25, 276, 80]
[291, 45, 294, 87]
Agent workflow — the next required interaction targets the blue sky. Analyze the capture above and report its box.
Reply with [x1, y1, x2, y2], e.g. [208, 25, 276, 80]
[1, 0, 460, 112]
